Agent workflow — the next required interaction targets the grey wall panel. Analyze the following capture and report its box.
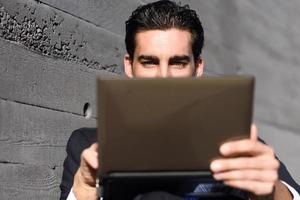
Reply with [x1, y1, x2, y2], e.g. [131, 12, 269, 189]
[242, 58, 300, 133]
[0, 99, 94, 199]
[37, 0, 143, 36]
[0, 99, 95, 166]
[0, 38, 117, 117]
[0, 0, 125, 73]
[0, 164, 60, 200]
[232, 0, 300, 133]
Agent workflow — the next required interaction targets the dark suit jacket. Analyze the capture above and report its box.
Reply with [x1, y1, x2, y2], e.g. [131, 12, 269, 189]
[59, 128, 300, 200]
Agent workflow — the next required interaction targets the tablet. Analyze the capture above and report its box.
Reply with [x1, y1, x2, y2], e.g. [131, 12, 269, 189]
[97, 76, 254, 178]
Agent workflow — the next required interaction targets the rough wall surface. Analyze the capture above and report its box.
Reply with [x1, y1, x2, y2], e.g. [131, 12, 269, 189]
[0, 0, 299, 199]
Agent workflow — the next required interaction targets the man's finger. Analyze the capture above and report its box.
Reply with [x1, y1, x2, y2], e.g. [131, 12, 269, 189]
[250, 124, 258, 141]
[213, 169, 278, 182]
[81, 143, 99, 169]
[210, 156, 279, 172]
[220, 139, 274, 157]
[223, 180, 275, 196]
[90, 143, 99, 153]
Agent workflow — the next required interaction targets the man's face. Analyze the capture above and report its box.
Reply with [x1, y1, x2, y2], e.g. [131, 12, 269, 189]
[124, 28, 204, 78]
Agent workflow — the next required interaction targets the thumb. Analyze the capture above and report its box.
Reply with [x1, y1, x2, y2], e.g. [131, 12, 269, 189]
[250, 123, 258, 141]
[82, 143, 99, 170]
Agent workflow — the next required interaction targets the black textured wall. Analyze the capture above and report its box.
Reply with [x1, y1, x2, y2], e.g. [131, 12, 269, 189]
[0, 0, 299, 199]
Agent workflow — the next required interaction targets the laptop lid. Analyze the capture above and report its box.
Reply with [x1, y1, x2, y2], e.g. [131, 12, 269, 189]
[97, 76, 254, 177]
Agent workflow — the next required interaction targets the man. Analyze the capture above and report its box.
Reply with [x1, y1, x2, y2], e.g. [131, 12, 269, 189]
[60, 1, 300, 199]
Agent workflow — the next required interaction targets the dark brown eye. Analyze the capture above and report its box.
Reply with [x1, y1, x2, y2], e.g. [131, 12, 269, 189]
[170, 62, 187, 69]
[141, 61, 158, 68]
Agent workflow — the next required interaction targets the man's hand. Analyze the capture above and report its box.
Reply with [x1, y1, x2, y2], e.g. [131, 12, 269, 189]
[210, 124, 280, 197]
[73, 143, 99, 200]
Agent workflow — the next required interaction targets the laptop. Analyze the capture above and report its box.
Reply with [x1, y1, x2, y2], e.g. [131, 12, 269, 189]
[97, 76, 254, 199]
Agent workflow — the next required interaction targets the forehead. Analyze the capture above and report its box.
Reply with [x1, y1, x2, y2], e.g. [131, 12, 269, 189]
[134, 29, 193, 57]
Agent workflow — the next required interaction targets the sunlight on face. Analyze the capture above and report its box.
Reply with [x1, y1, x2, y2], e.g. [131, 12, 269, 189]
[124, 28, 203, 78]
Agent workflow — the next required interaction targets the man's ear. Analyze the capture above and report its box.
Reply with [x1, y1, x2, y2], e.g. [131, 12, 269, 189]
[195, 57, 204, 77]
[124, 54, 133, 78]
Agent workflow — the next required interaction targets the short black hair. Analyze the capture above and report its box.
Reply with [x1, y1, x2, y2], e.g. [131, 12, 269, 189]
[125, 0, 204, 60]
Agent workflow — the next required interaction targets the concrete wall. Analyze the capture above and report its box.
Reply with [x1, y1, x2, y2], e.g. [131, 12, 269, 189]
[0, 0, 299, 199]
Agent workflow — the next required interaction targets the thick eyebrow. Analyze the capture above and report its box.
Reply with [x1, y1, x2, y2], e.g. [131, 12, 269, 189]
[169, 55, 191, 63]
[138, 55, 159, 62]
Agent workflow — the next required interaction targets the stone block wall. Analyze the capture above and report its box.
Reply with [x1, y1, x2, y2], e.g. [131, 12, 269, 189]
[0, 0, 299, 199]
